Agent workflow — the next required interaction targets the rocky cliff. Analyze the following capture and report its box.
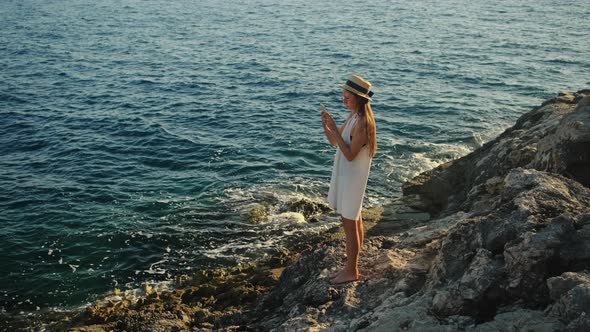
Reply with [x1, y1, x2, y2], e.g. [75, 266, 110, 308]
[37, 90, 589, 331]
[248, 90, 590, 331]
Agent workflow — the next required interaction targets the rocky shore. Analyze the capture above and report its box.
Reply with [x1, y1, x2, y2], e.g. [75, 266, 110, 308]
[254, 90, 590, 331]
[21, 90, 590, 331]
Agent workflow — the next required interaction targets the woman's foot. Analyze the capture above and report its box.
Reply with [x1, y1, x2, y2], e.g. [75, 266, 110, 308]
[330, 269, 359, 284]
[329, 268, 366, 281]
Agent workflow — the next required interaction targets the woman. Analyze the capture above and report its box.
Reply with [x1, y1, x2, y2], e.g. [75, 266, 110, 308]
[322, 74, 377, 284]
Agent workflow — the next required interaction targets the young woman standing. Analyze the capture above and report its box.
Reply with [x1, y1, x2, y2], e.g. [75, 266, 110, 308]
[321, 74, 377, 284]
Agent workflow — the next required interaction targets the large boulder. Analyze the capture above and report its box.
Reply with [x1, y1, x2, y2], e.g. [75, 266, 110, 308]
[531, 95, 590, 187]
[403, 91, 590, 216]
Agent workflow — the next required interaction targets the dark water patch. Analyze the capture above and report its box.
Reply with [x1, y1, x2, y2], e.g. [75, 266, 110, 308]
[0, 93, 29, 104]
[139, 156, 192, 171]
[542, 58, 586, 66]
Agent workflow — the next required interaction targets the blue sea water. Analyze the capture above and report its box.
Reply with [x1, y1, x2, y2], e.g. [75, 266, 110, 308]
[1, 0, 589, 320]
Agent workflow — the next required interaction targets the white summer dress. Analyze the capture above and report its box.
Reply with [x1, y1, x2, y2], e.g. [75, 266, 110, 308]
[327, 112, 372, 220]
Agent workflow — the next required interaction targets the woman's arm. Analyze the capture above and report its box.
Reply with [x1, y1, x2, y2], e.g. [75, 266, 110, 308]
[325, 115, 368, 161]
[333, 119, 367, 161]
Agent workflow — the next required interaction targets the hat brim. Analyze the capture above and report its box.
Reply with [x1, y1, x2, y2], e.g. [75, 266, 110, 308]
[342, 84, 372, 101]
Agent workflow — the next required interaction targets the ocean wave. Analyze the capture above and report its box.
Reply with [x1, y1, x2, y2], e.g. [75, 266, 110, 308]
[380, 140, 475, 184]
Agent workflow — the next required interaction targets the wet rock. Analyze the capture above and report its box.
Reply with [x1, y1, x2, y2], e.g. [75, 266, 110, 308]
[248, 204, 269, 224]
[282, 197, 331, 219]
[308, 216, 320, 223]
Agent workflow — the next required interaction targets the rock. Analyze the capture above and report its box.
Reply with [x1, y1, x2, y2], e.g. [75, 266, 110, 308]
[503, 211, 576, 303]
[69, 325, 113, 332]
[547, 272, 590, 301]
[372, 248, 418, 280]
[471, 309, 563, 332]
[256, 245, 341, 312]
[531, 95, 590, 187]
[248, 204, 269, 224]
[356, 296, 452, 332]
[560, 224, 590, 268]
[548, 283, 590, 323]
[458, 249, 502, 302]
[276, 315, 327, 331]
[432, 290, 460, 316]
[565, 313, 590, 332]
[282, 197, 331, 219]
[402, 90, 590, 216]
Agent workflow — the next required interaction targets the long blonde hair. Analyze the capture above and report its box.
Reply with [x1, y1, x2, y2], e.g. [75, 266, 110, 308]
[356, 96, 377, 158]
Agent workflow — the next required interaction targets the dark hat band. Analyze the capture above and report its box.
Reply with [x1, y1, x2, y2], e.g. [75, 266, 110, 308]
[345, 80, 374, 97]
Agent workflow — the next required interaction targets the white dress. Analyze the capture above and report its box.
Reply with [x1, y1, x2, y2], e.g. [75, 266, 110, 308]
[327, 112, 372, 220]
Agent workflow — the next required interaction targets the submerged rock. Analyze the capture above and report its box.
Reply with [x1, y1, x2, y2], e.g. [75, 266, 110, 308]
[247, 196, 332, 224]
[282, 197, 332, 220]
[248, 203, 269, 224]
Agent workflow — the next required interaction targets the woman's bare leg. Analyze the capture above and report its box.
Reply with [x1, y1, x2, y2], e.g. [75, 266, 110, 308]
[357, 213, 364, 250]
[356, 214, 364, 278]
[330, 213, 364, 280]
[331, 216, 360, 283]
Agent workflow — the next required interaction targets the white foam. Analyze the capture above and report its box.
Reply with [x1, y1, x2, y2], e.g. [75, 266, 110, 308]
[146, 259, 168, 275]
[270, 212, 306, 226]
[201, 184, 339, 264]
[87, 280, 175, 310]
[383, 141, 475, 184]
[223, 188, 254, 202]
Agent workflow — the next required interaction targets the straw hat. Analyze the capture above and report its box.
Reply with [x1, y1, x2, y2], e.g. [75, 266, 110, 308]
[342, 75, 374, 101]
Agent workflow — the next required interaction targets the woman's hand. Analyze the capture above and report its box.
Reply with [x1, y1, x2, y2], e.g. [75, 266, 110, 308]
[322, 111, 338, 137]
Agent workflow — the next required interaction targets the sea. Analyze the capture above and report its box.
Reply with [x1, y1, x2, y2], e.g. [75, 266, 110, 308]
[1, 0, 589, 325]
